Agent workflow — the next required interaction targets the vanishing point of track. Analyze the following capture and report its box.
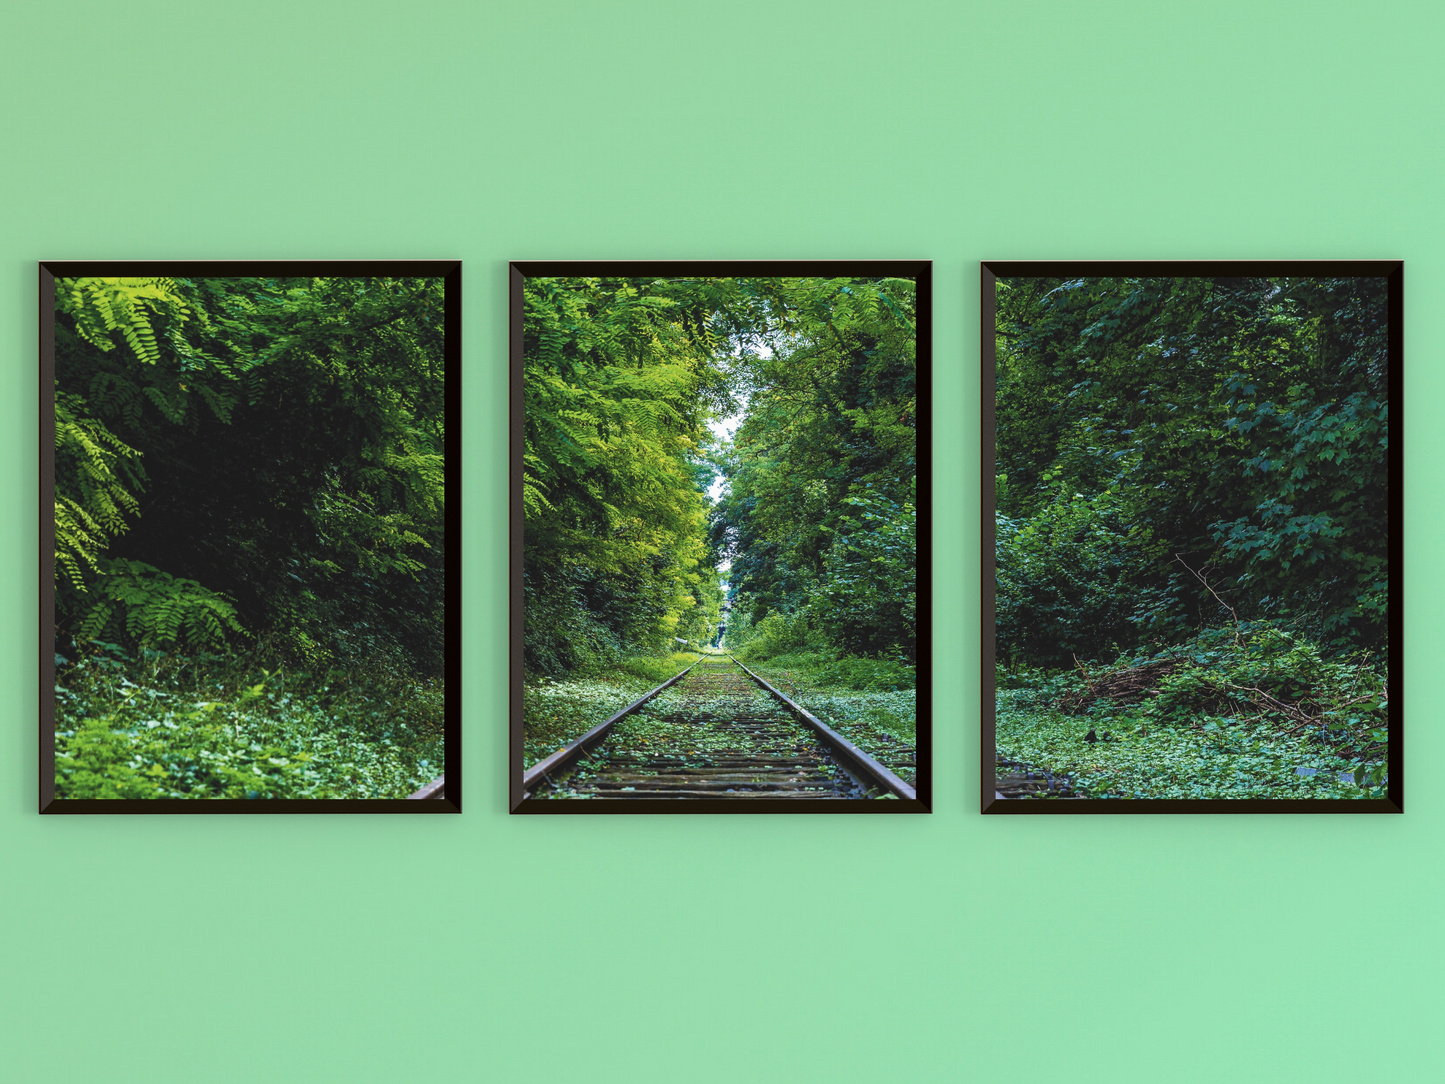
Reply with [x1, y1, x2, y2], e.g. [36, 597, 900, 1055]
[523, 653, 916, 802]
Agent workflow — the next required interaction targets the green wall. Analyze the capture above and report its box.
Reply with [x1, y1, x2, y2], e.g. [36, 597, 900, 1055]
[2, 3, 1436, 1081]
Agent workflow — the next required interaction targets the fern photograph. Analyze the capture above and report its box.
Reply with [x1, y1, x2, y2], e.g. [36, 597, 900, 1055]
[985, 262, 1399, 810]
[513, 262, 931, 810]
[42, 263, 459, 810]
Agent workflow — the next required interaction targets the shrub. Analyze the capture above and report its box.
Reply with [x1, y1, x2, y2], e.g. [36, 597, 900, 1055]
[734, 611, 811, 662]
[1062, 624, 1388, 790]
[995, 486, 1178, 668]
[808, 493, 916, 660]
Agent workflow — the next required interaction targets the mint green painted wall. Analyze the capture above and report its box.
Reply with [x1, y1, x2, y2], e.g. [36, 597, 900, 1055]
[1, 3, 1436, 1081]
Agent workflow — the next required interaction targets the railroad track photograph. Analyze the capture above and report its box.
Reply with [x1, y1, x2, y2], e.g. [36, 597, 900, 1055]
[983, 262, 1399, 811]
[510, 262, 931, 811]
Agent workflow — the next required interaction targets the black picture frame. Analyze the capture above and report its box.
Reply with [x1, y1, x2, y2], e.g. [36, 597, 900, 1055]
[981, 260, 1401, 813]
[511, 260, 933, 813]
[41, 260, 461, 813]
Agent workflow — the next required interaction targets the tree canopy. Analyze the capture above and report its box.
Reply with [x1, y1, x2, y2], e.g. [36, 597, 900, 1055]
[53, 274, 448, 675]
[994, 275, 1389, 668]
[521, 273, 921, 674]
[709, 277, 920, 661]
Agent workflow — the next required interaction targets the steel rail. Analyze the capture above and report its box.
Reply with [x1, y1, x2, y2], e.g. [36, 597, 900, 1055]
[407, 775, 447, 800]
[724, 653, 917, 801]
[521, 656, 706, 798]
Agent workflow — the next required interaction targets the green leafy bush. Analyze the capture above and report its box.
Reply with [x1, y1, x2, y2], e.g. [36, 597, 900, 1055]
[995, 486, 1175, 667]
[732, 610, 811, 661]
[523, 566, 626, 675]
[808, 493, 917, 659]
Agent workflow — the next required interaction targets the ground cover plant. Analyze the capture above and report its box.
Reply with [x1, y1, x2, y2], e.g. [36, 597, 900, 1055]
[992, 272, 1391, 800]
[55, 641, 443, 799]
[50, 272, 450, 800]
[522, 652, 700, 767]
[996, 625, 1385, 799]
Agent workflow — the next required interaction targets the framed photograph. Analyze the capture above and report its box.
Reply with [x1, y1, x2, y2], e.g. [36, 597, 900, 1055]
[511, 261, 931, 812]
[982, 261, 1400, 813]
[41, 261, 460, 812]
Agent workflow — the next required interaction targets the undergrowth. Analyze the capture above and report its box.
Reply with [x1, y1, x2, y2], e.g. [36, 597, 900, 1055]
[732, 646, 916, 692]
[615, 651, 703, 685]
[54, 640, 444, 799]
[996, 624, 1388, 799]
[522, 651, 700, 767]
[742, 653, 917, 783]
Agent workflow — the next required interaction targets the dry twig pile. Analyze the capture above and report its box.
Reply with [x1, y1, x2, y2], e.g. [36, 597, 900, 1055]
[1057, 657, 1183, 714]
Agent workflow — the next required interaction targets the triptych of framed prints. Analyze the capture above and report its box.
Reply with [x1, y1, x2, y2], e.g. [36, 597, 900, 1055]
[38, 259, 1400, 814]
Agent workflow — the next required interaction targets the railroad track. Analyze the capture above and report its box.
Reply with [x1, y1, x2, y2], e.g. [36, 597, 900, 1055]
[993, 756, 1079, 799]
[523, 653, 916, 802]
[407, 775, 446, 800]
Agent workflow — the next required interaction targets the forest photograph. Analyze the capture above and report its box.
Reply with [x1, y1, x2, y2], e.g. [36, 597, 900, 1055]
[513, 263, 929, 808]
[986, 263, 1398, 808]
[43, 264, 457, 808]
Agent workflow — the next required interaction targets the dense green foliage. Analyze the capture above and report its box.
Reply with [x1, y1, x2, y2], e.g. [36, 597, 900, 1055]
[996, 275, 1388, 663]
[994, 275, 1389, 797]
[522, 277, 749, 673]
[711, 278, 919, 662]
[523, 275, 919, 677]
[53, 275, 448, 798]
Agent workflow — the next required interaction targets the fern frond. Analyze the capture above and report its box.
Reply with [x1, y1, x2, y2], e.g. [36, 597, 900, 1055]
[79, 558, 245, 650]
[53, 395, 144, 590]
[57, 278, 191, 367]
[141, 385, 185, 423]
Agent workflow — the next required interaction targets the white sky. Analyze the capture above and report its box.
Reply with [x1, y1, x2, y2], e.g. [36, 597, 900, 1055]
[706, 409, 743, 502]
[704, 341, 769, 574]
[707, 409, 740, 574]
